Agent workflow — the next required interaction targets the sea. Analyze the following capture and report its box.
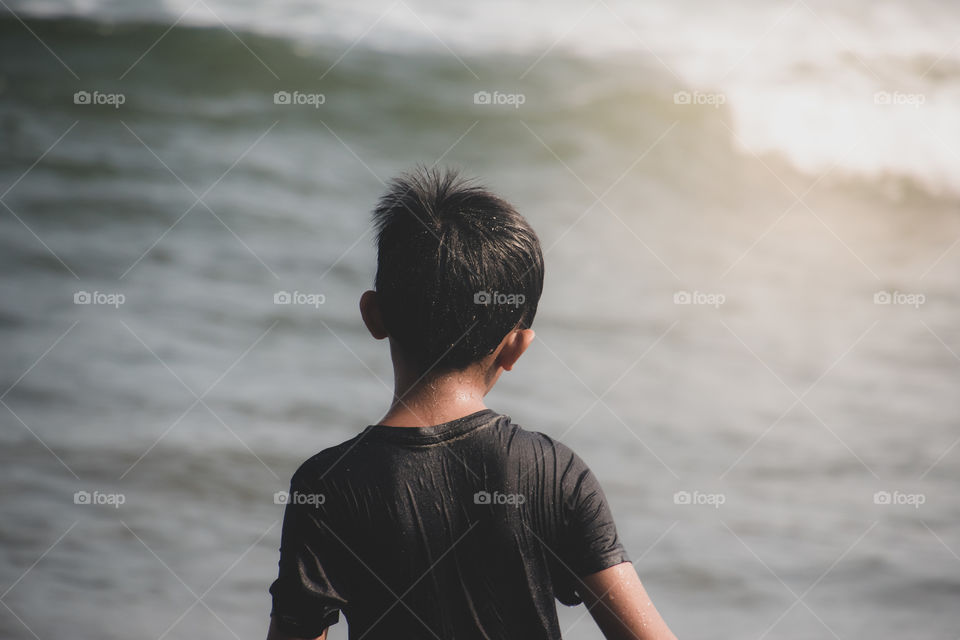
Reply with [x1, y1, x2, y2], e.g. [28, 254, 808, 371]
[1, 0, 959, 638]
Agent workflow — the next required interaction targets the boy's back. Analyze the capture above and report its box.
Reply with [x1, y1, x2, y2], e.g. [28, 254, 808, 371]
[270, 410, 628, 639]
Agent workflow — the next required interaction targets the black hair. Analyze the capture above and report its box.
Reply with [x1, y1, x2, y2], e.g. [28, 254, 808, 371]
[372, 166, 544, 377]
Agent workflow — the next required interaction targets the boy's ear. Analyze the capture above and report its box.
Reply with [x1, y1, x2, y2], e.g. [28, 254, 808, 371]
[359, 290, 389, 339]
[495, 328, 535, 372]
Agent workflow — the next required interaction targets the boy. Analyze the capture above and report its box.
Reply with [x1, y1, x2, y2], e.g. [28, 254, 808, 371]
[266, 168, 676, 640]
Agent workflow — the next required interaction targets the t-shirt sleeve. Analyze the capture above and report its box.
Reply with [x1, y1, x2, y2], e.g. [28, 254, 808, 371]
[552, 445, 631, 604]
[269, 471, 346, 637]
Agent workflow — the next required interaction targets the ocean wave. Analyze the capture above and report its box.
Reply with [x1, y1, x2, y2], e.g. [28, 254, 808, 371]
[3, 8, 958, 198]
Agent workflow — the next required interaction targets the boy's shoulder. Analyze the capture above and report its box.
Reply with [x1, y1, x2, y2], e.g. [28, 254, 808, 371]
[287, 429, 371, 490]
[288, 414, 582, 487]
[497, 415, 578, 457]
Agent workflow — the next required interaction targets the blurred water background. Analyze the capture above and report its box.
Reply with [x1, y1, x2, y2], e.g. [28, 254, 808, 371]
[1, 1, 959, 638]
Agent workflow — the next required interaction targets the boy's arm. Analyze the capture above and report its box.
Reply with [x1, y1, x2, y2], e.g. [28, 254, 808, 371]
[265, 617, 327, 640]
[579, 562, 678, 640]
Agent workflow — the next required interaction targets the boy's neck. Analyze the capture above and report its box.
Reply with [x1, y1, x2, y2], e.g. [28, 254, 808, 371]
[377, 370, 491, 428]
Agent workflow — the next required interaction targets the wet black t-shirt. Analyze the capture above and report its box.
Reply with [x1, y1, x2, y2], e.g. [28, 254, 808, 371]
[269, 409, 629, 639]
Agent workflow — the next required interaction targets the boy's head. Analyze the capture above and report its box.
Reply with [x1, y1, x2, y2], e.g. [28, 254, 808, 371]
[362, 166, 544, 380]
